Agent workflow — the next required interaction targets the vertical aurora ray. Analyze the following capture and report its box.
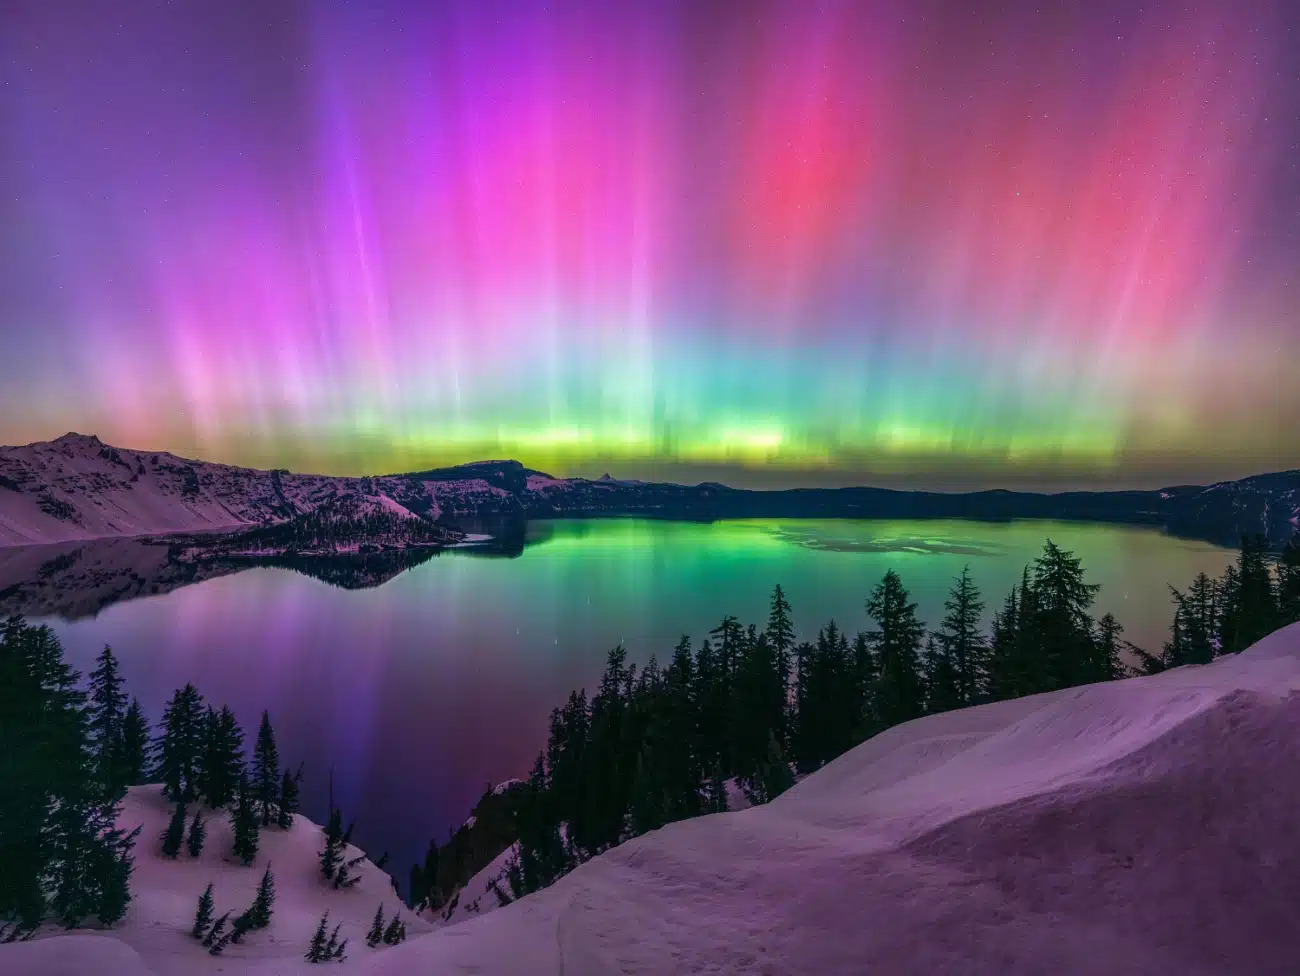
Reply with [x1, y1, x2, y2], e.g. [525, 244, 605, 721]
[0, 0, 1295, 486]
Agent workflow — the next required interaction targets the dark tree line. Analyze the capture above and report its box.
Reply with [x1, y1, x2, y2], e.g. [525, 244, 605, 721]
[503, 536, 1300, 900]
[1137, 535, 1300, 672]
[1, 623, 141, 936]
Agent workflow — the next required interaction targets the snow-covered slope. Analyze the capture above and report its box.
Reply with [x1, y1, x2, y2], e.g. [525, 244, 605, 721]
[0, 434, 513, 547]
[0, 787, 425, 976]
[7, 625, 1300, 974]
[368, 623, 1300, 975]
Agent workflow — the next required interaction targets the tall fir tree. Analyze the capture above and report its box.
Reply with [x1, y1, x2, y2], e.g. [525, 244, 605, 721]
[866, 571, 925, 728]
[1093, 613, 1127, 682]
[161, 800, 187, 859]
[154, 684, 206, 802]
[252, 711, 280, 827]
[87, 645, 127, 798]
[230, 773, 260, 866]
[937, 567, 988, 705]
[1031, 541, 1101, 689]
[765, 584, 796, 743]
[198, 705, 244, 809]
[118, 698, 150, 787]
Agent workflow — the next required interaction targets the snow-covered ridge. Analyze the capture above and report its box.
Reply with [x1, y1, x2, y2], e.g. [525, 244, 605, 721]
[0, 434, 520, 548]
[2, 433, 1297, 550]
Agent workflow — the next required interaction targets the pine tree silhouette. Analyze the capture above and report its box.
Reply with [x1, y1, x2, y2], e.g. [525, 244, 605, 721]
[155, 683, 205, 801]
[252, 711, 280, 826]
[186, 808, 206, 857]
[365, 904, 385, 947]
[250, 865, 275, 928]
[305, 912, 330, 962]
[202, 910, 231, 948]
[87, 645, 127, 797]
[118, 698, 151, 787]
[230, 773, 260, 866]
[191, 883, 215, 939]
[160, 801, 187, 859]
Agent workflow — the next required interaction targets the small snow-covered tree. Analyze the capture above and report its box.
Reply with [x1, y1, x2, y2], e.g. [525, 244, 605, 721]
[191, 883, 215, 939]
[365, 904, 385, 948]
[319, 808, 345, 881]
[305, 912, 330, 963]
[186, 809, 206, 857]
[250, 865, 275, 928]
[118, 698, 151, 787]
[202, 910, 231, 949]
[230, 774, 259, 866]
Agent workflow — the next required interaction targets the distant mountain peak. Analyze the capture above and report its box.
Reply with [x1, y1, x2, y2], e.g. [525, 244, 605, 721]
[52, 431, 102, 447]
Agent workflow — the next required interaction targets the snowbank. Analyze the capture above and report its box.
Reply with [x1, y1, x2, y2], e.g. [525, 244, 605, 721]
[0, 787, 426, 975]
[366, 622, 1300, 975]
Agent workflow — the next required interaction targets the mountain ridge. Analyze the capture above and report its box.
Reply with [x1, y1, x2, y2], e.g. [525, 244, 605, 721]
[0, 433, 1296, 548]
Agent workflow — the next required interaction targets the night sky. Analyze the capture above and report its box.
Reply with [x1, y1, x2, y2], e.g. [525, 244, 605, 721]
[2, 0, 1297, 489]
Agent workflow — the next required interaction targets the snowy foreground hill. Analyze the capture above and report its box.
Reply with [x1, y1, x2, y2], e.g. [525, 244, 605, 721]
[5, 623, 1299, 975]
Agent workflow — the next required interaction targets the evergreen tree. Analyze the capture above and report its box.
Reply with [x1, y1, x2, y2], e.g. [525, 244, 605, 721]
[937, 567, 988, 705]
[118, 699, 150, 787]
[1219, 535, 1278, 654]
[305, 912, 330, 963]
[866, 571, 925, 727]
[1094, 613, 1126, 681]
[319, 807, 346, 881]
[408, 838, 438, 910]
[276, 763, 302, 829]
[848, 631, 876, 742]
[154, 684, 205, 802]
[227, 910, 254, 944]
[1032, 541, 1101, 688]
[186, 809, 206, 857]
[198, 705, 244, 809]
[756, 730, 794, 803]
[2, 617, 133, 931]
[382, 914, 403, 945]
[922, 633, 961, 714]
[334, 937, 348, 960]
[1280, 539, 1300, 625]
[986, 580, 1026, 699]
[191, 883, 215, 939]
[250, 865, 275, 928]
[87, 645, 127, 797]
[508, 754, 568, 897]
[161, 800, 187, 859]
[325, 922, 342, 956]
[365, 904, 385, 948]
[731, 631, 785, 785]
[765, 584, 796, 743]
[230, 773, 260, 866]
[202, 910, 231, 949]
[252, 711, 280, 826]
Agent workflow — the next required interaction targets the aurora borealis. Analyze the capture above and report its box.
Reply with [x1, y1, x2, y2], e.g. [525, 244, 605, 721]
[1, 0, 1296, 488]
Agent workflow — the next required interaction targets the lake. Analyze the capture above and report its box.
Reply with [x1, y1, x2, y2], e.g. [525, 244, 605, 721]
[26, 517, 1235, 884]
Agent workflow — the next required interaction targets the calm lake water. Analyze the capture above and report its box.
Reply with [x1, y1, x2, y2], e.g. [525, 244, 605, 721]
[37, 517, 1234, 883]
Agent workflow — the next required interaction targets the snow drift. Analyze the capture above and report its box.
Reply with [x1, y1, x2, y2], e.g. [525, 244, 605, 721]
[5, 623, 1299, 974]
